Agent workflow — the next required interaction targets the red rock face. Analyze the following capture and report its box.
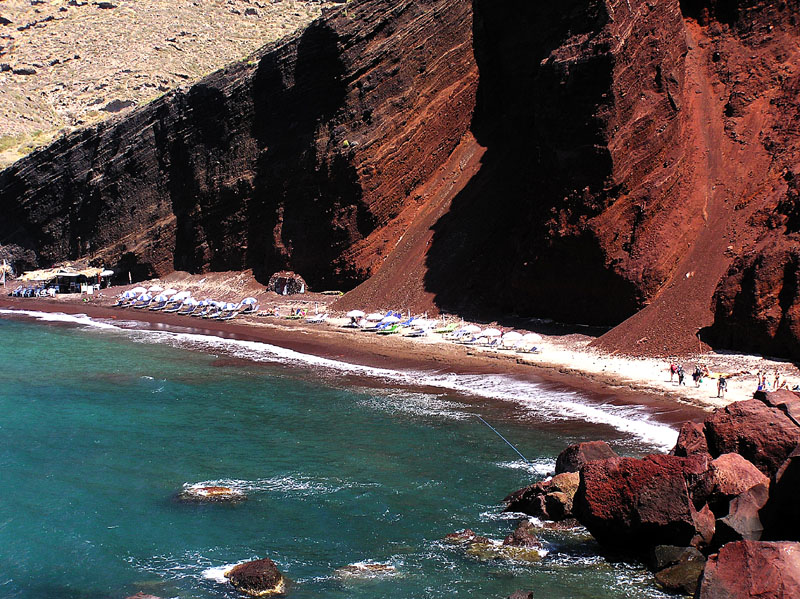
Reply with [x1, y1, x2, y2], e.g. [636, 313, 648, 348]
[698, 541, 800, 599]
[572, 454, 710, 552]
[2, 0, 800, 359]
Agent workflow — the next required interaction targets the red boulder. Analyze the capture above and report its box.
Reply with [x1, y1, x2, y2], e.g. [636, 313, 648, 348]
[704, 400, 800, 477]
[761, 445, 800, 541]
[555, 441, 618, 474]
[671, 421, 710, 457]
[572, 454, 710, 552]
[698, 541, 800, 599]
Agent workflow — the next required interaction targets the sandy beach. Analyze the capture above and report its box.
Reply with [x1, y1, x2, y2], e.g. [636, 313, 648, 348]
[5, 272, 796, 424]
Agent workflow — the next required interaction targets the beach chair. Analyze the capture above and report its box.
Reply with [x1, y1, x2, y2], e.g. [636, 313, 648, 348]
[238, 298, 259, 314]
[433, 323, 458, 335]
[306, 313, 328, 324]
[162, 300, 183, 313]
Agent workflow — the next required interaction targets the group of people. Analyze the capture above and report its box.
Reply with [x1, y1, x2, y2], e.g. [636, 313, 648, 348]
[668, 363, 727, 397]
[756, 370, 793, 392]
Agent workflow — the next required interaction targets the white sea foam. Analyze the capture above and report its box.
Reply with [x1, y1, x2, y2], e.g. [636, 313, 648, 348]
[1, 308, 679, 450]
[201, 563, 240, 584]
[184, 475, 374, 496]
[496, 458, 555, 476]
[0, 308, 120, 329]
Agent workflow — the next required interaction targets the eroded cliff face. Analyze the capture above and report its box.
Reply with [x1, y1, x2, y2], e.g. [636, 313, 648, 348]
[3, 0, 800, 359]
[0, 0, 477, 288]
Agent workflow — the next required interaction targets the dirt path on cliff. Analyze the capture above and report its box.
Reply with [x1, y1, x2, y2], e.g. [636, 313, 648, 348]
[594, 21, 755, 357]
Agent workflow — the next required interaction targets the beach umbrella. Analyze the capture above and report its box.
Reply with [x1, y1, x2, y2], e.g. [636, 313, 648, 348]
[122, 290, 138, 299]
[502, 331, 523, 344]
[152, 294, 169, 303]
[100, 269, 115, 277]
[137, 293, 152, 302]
[521, 332, 543, 342]
[461, 324, 481, 334]
[482, 328, 502, 337]
[366, 313, 385, 321]
[182, 298, 198, 306]
[131, 286, 147, 294]
[171, 291, 191, 301]
[148, 285, 163, 292]
[381, 315, 401, 324]
[347, 310, 365, 318]
[162, 288, 178, 296]
[224, 302, 238, 311]
[241, 297, 258, 305]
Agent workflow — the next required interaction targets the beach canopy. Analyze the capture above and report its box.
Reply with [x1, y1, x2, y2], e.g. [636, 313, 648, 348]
[241, 297, 258, 305]
[347, 310, 365, 318]
[521, 332, 543, 342]
[131, 286, 147, 294]
[366, 313, 385, 321]
[482, 328, 502, 337]
[502, 331, 523, 343]
[382, 315, 401, 324]
[460, 324, 481, 334]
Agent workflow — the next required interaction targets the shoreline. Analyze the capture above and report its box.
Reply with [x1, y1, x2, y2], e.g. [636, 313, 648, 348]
[1, 291, 738, 429]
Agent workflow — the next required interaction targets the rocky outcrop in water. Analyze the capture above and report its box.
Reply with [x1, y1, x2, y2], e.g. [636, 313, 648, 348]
[505, 391, 800, 596]
[225, 557, 286, 597]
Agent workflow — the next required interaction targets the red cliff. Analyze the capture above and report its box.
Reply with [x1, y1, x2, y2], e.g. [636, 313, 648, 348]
[2, 0, 800, 360]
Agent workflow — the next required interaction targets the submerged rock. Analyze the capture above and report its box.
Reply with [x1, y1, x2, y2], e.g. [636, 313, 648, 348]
[504, 471, 580, 520]
[334, 562, 396, 578]
[651, 545, 706, 596]
[225, 558, 286, 597]
[443, 529, 490, 546]
[175, 485, 247, 503]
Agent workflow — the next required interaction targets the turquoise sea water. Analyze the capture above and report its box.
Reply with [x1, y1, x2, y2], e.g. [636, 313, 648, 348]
[0, 312, 676, 599]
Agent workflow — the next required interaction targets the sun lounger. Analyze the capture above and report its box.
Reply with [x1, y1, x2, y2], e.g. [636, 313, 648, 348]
[433, 323, 459, 334]
[306, 313, 328, 324]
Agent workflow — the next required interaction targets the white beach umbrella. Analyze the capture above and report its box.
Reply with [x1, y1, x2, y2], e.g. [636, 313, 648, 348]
[122, 290, 138, 299]
[347, 310, 365, 318]
[241, 297, 258, 305]
[482, 328, 502, 337]
[521, 332, 543, 342]
[381, 315, 401, 324]
[366, 313, 385, 322]
[152, 294, 169, 303]
[502, 331, 523, 344]
[148, 285, 163, 293]
[131, 286, 147, 294]
[162, 288, 178, 296]
[100, 269, 115, 277]
[224, 302, 238, 311]
[137, 293, 152, 302]
[182, 298, 198, 306]
[171, 291, 191, 301]
[461, 324, 481, 334]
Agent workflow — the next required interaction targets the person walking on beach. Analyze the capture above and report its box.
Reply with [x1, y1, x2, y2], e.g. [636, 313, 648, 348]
[717, 376, 727, 398]
[692, 366, 702, 387]
[678, 366, 686, 386]
[669, 363, 677, 382]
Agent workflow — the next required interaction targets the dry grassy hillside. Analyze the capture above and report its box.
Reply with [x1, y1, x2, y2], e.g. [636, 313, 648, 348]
[0, 0, 327, 168]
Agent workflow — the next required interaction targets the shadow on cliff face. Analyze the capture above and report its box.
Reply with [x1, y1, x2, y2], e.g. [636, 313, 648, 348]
[423, 0, 640, 326]
[247, 21, 371, 289]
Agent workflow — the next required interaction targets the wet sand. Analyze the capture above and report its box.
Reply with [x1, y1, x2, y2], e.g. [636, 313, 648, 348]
[1, 294, 705, 430]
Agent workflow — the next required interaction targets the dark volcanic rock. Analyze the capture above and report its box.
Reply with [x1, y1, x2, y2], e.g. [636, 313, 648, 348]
[698, 541, 800, 599]
[225, 557, 285, 597]
[555, 441, 618, 474]
[651, 545, 706, 596]
[508, 592, 534, 599]
[504, 471, 579, 521]
[572, 454, 710, 553]
[175, 485, 247, 503]
[715, 483, 770, 545]
[704, 399, 800, 477]
[443, 529, 489, 546]
[757, 390, 800, 427]
[0, 0, 477, 291]
[671, 421, 710, 457]
[761, 445, 800, 541]
[503, 520, 542, 549]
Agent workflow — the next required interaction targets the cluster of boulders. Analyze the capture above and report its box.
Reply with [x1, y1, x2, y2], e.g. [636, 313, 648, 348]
[444, 520, 545, 563]
[504, 390, 800, 597]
